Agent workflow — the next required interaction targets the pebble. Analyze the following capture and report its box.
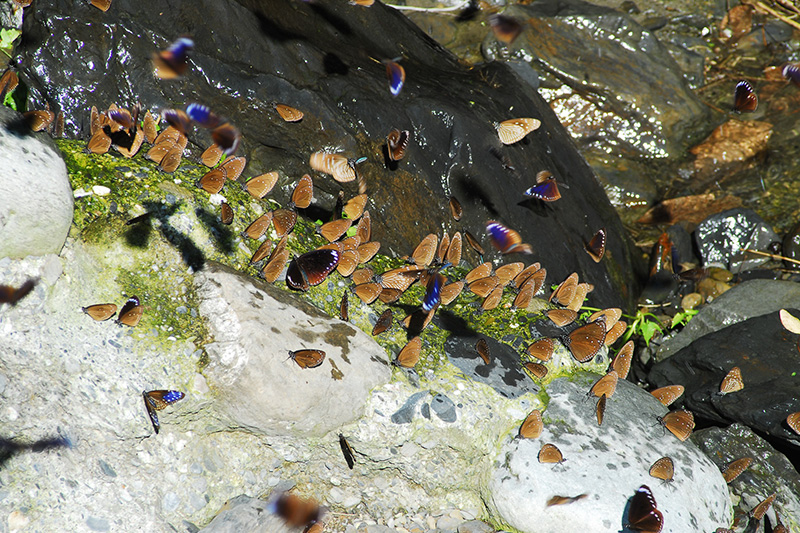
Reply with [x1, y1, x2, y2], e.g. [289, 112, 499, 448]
[437, 515, 462, 531]
[162, 491, 180, 513]
[85, 516, 109, 532]
[8, 510, 29, 531]
[92, 185, 111, 196]
[431, 393, 457, 422]
[681, 292, 703, 310]
[457, 520, 494, 533]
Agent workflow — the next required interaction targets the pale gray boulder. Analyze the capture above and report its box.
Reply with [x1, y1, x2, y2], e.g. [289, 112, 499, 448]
[488, 377, 732, 533]
[0, 106, 72, 259]
[195, 261, 392, 437]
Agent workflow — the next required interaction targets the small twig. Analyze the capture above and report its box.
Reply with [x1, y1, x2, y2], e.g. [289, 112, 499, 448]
[742, 0, 800, 32]
[383, 1, 469, 12]
[740, 248, 800, 265]
[775, 0, 800, 15]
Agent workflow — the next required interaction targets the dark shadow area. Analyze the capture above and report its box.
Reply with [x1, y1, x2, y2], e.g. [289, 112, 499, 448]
[195, 206, 236, 254]
[382, 144, 399, 171]
[1, 435, 71, 469]
[451, 170, 499, 217]
[309, 3, 353, 36]
[253, 9, 306, 42]
[518, 197, 553, 218]
[323, 53, 349, 76]
[436, 309, 477, 337]
[4, 115, 36, 137]
[123, 211, 154, 248]
[455, 0, 481, 22]
[298, 204, 331, 228]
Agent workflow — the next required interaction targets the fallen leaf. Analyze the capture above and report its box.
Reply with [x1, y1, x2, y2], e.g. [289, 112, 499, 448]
[720, 4, 753, 42]
[690, 119, 772, 178]
[636, 193, 743, 226]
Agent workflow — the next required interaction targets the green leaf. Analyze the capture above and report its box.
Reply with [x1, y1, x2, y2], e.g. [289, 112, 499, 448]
[0, 28, 21, 51]
[3, 90, 16, 110]
[639, 320, 661, 345]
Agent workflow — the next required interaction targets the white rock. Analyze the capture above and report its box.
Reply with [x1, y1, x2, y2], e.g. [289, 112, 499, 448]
[0, 107, 72, 259]
[489, 377, 733, 533]
[195, 262, 392, 437]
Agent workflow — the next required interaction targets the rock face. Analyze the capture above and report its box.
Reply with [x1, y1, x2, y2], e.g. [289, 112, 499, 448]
[195, 261, 391, 437]
[488, 377, 732, 533]
[655, 279, 800, 361]
[0, 105, 72, 259]
[15, 0, 644, 310]
[649, 309, 800, 448]
[692, 424, 800, 531]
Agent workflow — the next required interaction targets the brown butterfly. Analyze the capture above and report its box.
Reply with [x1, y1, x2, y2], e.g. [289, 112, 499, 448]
[649, 456, 674, 484]
[527, 338, 555, 362]
[523, 362, 548, 379]
[519, 409, 543, 439]
[82, 303, 118, 321]
[372, 309, 393, 336]
[116, 296, 143, 327]
[0, 278, 38, 306]
[561, 320, 606, 363]
[387, 128, 410, 161]
[658, 409, 695, 441]
[496, 118, 540, 145]
[722, 457, 752, 483]
[650, 385, 684, 406]
[395, 336, 421, 368]
[550, 273, 578, 306]
[585, 228, 606, 262]
[719, 366, 744, 394]
[243, 172, 279, 199]
[611, 340, 634, 379]
[538, 443, 564, 464]
[274, 103, 304, 122]
[476, 338, 491, 365]
[589, 370, 618, 398]
[448, 196, 462, 221]
[288, 349, 326, 369]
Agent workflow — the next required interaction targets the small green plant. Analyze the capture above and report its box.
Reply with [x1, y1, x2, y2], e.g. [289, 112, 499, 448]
[671, 308, 699, 329]
[621, 309, 664, 346]
[0, 28, 21, 57]
[3, 90, 15, 110]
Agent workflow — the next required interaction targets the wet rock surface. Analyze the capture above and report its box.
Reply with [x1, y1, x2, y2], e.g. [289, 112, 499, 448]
[694, 208, 779, 271]
[649, 309, 800, 447]
[14, 0, 644, 309]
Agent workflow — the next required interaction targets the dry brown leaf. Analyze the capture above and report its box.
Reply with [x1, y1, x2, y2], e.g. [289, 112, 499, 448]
[636, 193, 743, 226]
[720, 4, 753, 42]
[690, 119, 772, 178]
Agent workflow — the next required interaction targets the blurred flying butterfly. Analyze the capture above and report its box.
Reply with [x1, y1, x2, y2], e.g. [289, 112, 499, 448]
[82, 303, 118, 321]
[422, 272, 444, 312]
[649, 457, 674, 484]
[387, 129, 410, 161]
[0, 277, 38, 306]
[339, 433, 355, 469]
[657, 409, 695, 441]
[650, 385, 684, 406]
[372, 309, 393, 336]
[309, 151, 357, 183]
[476, 338, 491, 365]
[152, 37, 193, 79]
[395, 336, 421, 368]
[524, 170, 561, 202]
[782, 63, 800, 87]
[24, 110, 55, 132]
[546, 494, 587, 507]
[212, 122, 241, 156]
[722, 457, 752, 483]
[496, 118, 540, 145]
[288, 349, 326, 369]
[274, 103, 304, 122]
[626, 485, 663, 533]
[143, 389, 185, 434]
[561, 320, 606, 363]
[116, 296, 143, 327]
[286, 249, 340, 291]
[161, 108, 192, 134]
[585, 228, 606, 262]
[733, 80, 757, 113]
[488, 14, 523, 44]
[186, 103, 222, 129]
[384, 59, 405, 96]
[486, 220, 532, 254]
[719, 366, 744, 394]
[538, 443, 564, 464]
[269, 492, 322, 528]
[519, 409, 543, 439]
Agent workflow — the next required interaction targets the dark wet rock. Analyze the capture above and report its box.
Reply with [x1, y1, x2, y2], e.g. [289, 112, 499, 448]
[694, 208, 779, 271]
[655, 279, 800, 361]
[482, 0, 710, 162]
[0, 105, 72, 259]
[649, 309, 800, 448]
[782, 220, 800, 267]
[430, 392, 457, 422]
[15, 0, 644, 310]
[197, 495, 286, 533]
[692, 424, 800, 530]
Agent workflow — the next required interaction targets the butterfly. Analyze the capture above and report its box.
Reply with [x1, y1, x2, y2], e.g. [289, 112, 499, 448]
[488, 14, 523, 45]
[782, 63, 800, 87]
[372, 309, 393, 336]
[486, 220, 532, 254]
[560, 320, 606, 363]
[268, 492, 322, 528]
[288, 349, 326, 369]
[152, 37, 194, 79]
[722, 457, 752, 483]
[733, 80, 757, 113]
[339, 433, 356, 469]
[524, 170, 561, 201]
[286, 249, 340, 291]
[394, 336, 421, 368]
[626, 485, 664, 533]
[649, 456, 674, 484]
[339, 291, 349, 322]
[387, 129, 410, 161]
[0, 277, 38, 306]
[309, 151, 357, 182]
[650, 385, 684, 406]
[274, 103, 304, 122]
[82, 303, 118, 321]
[589, 370, 618, 398]
[538, 443, 564, 464]
[495, 118, 540, 145]
[719, 366, 744, 394]
[585, 228, 606, 262]
[657, 409, 695, 441]
[422, 272, 445, 312]
[142, 390, 185, 434]
[519, 409, 543, 439]
[476, 338, 491, 365]
[384, 59, 405, 96]
[448, 196, 462, 221]
[116, 296, 143, 327]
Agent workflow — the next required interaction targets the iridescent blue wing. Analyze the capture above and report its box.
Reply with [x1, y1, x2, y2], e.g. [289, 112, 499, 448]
[186, 103, 222, 129]
[385, 61, 405, 96]
[422, 272, 444, 312]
